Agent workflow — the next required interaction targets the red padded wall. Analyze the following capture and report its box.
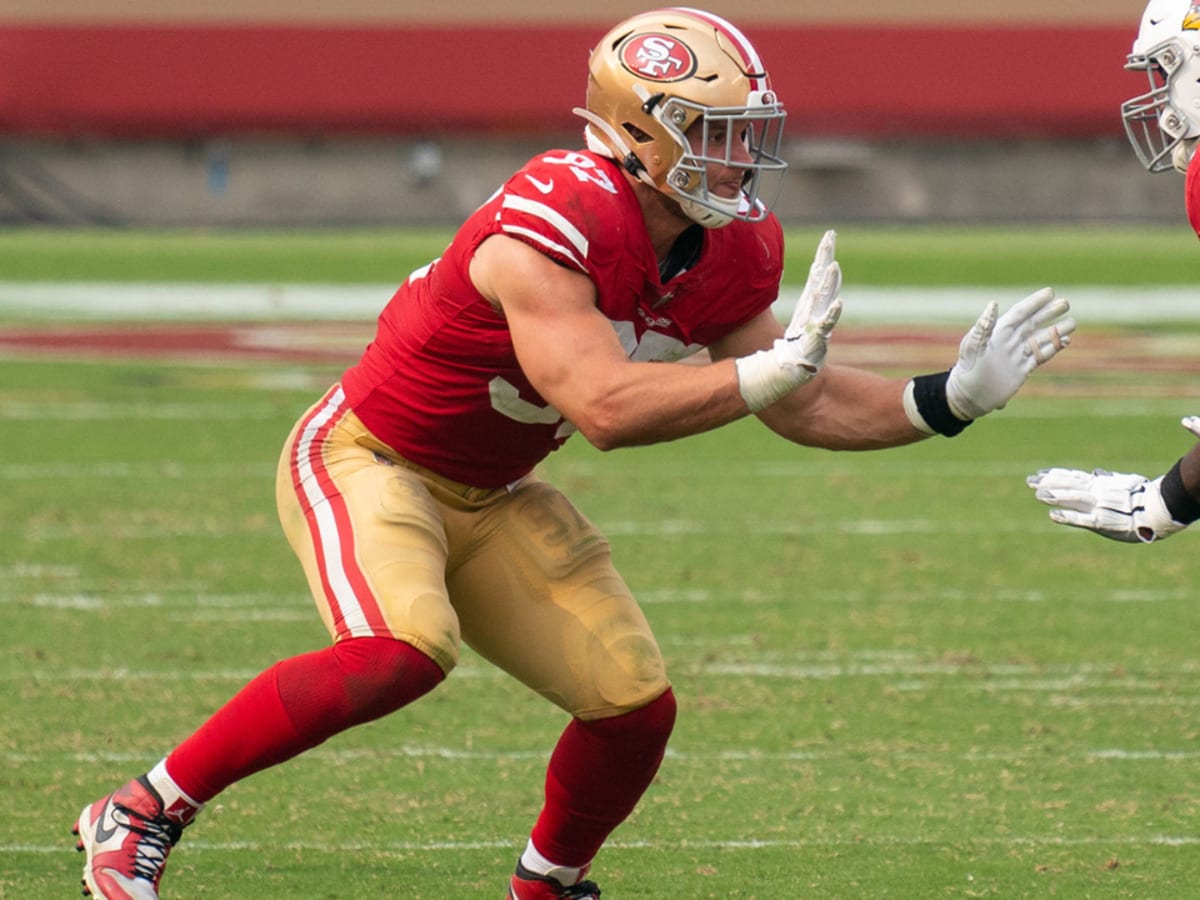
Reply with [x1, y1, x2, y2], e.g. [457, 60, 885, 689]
[0, 22, 1136, 138]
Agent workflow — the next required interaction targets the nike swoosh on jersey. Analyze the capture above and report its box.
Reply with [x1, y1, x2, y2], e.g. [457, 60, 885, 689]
[524, 174, 555, 194]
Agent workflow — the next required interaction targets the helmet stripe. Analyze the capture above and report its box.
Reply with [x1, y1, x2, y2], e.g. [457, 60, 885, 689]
[668, 6, 767, 89]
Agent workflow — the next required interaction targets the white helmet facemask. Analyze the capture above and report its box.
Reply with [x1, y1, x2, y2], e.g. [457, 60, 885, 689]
[1121, 1, 1200, 173]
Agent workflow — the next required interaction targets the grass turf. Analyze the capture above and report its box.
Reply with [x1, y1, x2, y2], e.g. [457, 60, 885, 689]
[1, 224, 1198, 897]
[0, 223, 1196, 286]
[2, 345, 1199, 897]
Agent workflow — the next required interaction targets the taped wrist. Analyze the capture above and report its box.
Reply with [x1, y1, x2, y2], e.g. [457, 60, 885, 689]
[735, 344, 812, 413]
[904, 371, 972, 437]
[1161, 459, 1200, 525]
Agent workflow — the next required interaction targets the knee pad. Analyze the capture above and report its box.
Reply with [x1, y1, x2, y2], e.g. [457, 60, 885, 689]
[584, 688, 676, 747]
[275, 637, 445, 739]
[330, 637, 445, 717]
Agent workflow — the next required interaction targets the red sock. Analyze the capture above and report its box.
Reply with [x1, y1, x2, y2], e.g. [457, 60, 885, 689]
[166, 637, 444, 802]
[530, 688, 677, 867]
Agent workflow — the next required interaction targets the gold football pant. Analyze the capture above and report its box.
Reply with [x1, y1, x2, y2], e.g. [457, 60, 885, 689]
[275, 385, 670, 720]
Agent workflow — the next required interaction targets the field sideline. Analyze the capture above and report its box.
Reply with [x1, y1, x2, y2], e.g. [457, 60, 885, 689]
[1, 281, 1199, 326]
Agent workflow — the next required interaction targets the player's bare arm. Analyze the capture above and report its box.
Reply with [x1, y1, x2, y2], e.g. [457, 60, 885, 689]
[708, 308, 922, 450]
[710, 234, 1074, 451]
[1180, 431, 1200, 495]
[470, 233, 753, 450]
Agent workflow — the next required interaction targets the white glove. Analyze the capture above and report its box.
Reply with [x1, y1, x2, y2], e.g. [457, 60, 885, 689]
[1026, 468, 1185, 543]
[945, 287, 1075, 421]
[1183, 415, 1200, 439]
[736, 229, 843, 412]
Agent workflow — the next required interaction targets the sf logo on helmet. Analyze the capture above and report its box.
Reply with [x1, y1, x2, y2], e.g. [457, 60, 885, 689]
[619, 33, 698, 82]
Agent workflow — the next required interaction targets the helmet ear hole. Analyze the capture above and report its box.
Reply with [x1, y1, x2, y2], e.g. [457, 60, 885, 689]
[622, 123, 654, 144]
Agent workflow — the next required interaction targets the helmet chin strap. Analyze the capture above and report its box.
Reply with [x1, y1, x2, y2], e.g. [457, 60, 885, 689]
[1173, 138, 1198, 174]
[573, 106, 735, 229]
[572, 108, 658, 188]
[678, 200, 734, 229]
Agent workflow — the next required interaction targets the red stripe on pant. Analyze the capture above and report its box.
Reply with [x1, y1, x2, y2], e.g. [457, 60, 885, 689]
[291, 386, 390, 638]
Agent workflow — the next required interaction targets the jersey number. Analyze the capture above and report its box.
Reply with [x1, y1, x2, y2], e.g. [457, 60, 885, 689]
[489, 376, 576, 440]
[541, 152, 618, 195]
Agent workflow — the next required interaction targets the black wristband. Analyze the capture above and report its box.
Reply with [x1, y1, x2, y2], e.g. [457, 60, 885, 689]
[912, 371, 972, 437]
[1160, 459, 1200, 525]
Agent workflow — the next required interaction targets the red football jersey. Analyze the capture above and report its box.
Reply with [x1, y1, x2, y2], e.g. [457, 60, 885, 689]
[341, 149, 784, 488]
[1188, 148, 1200, 239]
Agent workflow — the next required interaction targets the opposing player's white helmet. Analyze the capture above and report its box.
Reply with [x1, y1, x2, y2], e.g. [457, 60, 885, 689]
[1122, 0, 1200, 173]
[575, 7, 787, 228]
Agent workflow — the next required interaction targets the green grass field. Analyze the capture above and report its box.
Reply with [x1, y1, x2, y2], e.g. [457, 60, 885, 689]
[0, 223, 1198, 286]
[2, 226, 1199, 898]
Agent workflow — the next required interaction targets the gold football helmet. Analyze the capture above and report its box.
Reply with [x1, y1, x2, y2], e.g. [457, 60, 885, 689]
[576, 7, 786, 228]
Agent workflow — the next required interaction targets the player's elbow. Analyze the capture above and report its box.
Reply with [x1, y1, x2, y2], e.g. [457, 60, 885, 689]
[571, 396, 637, 451]
[574, 414, 627, 452]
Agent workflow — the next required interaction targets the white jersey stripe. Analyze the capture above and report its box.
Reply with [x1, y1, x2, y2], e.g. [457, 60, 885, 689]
[293, 386, 373, 637]
[501, 194, 590, 262]
[500, 224, 587, 273]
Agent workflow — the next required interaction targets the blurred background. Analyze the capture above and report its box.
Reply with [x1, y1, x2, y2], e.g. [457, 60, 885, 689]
[0, 0, 1179, 229]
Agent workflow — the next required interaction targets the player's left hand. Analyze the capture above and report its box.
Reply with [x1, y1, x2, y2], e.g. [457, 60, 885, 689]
[1025, 467, 1185, 543]
[945, 288, 1075, 421]
[1183, 415, 1200, 439]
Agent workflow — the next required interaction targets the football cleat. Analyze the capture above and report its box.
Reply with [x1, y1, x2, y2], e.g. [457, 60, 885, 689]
[73, 776, 197, 899]
[507, 860, 602, 899]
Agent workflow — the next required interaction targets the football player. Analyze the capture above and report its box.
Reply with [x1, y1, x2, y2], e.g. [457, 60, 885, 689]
[73, 8, 1074, 899]
[1027, 0, 1200, 543]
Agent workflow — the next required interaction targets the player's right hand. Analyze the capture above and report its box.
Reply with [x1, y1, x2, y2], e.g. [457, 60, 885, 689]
[783, 229, 843, 373]
[1025, 467, 1185, 543]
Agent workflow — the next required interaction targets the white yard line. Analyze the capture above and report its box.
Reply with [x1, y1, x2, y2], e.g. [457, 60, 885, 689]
[5, 587, 1193, 609]
[1, 282, 1198, 323]
[0, 401, 286, 420]
[10, 660, 1196, 683]
[0, 283, 392, 321]
[7, 834, 1199, 854]
[12, 745, 1199, 766]
[10, 745, 1197, 790]
[14, 519, 1034, 540]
